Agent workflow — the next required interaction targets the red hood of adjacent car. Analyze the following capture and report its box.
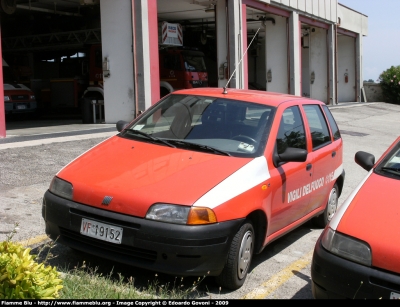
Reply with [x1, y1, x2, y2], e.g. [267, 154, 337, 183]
[336, 172, 400, 273]
[57, 136, 251, 217]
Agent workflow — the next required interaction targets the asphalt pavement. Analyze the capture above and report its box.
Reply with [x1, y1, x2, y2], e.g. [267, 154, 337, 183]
[1, 101, 400, 299]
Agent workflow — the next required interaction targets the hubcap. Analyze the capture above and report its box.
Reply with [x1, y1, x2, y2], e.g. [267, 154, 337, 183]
[326, 187, 338, 221]
[238, 230, 253, 279]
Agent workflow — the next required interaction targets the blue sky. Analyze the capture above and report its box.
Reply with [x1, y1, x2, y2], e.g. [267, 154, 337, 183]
[338, 0, 400, 81]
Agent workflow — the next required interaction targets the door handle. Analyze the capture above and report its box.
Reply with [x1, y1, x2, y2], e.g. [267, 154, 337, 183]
[332, 151, 336, 157]
[306, 164, 312, 171]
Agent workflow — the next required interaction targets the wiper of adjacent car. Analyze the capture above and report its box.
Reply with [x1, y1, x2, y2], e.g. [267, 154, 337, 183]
[124, 129, 176, 148]
[166, 140, 231, 156]
[381, 167, 400, 175]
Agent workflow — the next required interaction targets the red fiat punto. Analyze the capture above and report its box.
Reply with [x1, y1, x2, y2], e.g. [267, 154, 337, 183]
[312, 136, 400, 299]
[42, 88, 344, 290]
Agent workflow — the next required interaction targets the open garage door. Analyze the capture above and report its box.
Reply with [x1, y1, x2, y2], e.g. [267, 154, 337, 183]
[156, 0, 218, 97]
[1, 0, 102, 123]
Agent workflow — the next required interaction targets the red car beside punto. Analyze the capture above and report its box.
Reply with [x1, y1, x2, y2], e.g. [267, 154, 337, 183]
[312, 136, 400, 299]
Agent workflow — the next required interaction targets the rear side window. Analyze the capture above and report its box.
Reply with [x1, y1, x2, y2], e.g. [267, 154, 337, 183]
[303, 105, 331, 150]
[322, 105, 341, 141]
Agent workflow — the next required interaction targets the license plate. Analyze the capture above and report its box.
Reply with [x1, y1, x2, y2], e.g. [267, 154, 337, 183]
[80, 218, 123, 244]
[391, 292, 400, 299]
[17, 105, 26, 109]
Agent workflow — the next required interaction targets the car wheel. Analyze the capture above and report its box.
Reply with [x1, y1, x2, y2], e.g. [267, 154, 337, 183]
[215, 221, 254, 290]
[314, 183, 339, 228]
[160, 87, 170, 98]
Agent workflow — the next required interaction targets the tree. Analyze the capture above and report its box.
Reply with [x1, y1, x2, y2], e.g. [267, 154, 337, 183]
[379, 66, 400, 104]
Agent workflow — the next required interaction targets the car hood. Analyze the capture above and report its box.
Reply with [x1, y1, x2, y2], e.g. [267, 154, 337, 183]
[57, 135, 252, 217]
[4, 83, 31, 91]
[336, 172, 400, 273]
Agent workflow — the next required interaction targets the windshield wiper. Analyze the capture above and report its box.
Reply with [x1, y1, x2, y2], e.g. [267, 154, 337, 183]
[381, 166, 400, 175]
[166, 140, 231, 156]
[124, 130, 176, 148]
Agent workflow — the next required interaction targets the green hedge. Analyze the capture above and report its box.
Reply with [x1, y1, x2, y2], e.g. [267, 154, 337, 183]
[379, 65, 400, 104]
[0, 241, 63, 299]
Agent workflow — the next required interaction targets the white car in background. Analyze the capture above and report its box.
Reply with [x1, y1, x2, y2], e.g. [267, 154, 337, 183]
[3, 59, 37, 115]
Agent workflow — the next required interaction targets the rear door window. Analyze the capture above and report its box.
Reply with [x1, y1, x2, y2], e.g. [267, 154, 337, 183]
[303, 105, 331, 150]
[322, 105, 341, 141]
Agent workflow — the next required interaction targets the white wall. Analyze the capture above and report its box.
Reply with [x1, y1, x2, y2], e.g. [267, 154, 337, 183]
[301, 46, 310, 97]
[101, 0, 135, 123]
[337, 34, 356, 102]
[338, 4, 368, 35]
[272, 0, 338, 23]
[289, 12, 301, 96]
[227, 0, 243, 88]
[309, 27, 328, 102]
[217, 0, 229, 88]
[363, 82, 383, 102]
[265, 15, 288, 93]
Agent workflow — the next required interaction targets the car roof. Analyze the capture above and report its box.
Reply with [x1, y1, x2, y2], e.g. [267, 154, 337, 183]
[172, 88, 322, 107]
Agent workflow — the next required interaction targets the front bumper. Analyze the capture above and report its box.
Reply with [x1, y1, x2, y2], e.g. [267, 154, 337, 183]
[5, 101, 37, 114]
[311, 236, 400, 299]
[42, 190, 243, 277]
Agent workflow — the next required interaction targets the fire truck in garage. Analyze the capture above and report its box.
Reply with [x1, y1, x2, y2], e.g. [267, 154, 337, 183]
[83, 42, 210, 105]
[79, 22, 209, 122]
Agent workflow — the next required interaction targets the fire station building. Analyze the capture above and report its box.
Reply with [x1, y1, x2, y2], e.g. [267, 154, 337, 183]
[0, 0, 368, 137]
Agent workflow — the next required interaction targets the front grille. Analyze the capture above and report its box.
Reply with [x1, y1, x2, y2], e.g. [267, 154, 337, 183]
[370, 276, 400, 292]
[59, 227, 157, 263]
[11, 95, 29, 101]
[190, 81, 208, 88]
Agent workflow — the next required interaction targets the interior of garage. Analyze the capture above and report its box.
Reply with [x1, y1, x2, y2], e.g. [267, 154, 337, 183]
[1, 0, 102, 122]
[0, 0, 222, 124]
[245, 7, 289, 94]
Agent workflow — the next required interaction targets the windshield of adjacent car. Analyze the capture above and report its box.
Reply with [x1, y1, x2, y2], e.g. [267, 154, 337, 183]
[121, 94, 275, 157]
[2, 66, 18, 83]
[376, 142, 400, 179]
[183, 55, 206, 72]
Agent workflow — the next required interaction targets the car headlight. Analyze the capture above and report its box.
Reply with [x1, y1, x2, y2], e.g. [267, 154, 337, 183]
[321, 227, 372, 266]
[49, 177, 73, 200]
[146, 204, 217, 225]
[30, 95, 36, 100]
[4, 96, 10, 101]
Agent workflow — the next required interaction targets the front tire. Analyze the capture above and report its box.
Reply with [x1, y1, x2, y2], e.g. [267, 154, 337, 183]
[215, 221, 254, 290]
[314, 183, 339, 228]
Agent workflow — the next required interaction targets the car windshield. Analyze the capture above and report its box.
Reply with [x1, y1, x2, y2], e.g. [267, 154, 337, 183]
[182, 53, 206, 72]
[376, 143, 400, 178]
[2, 66, 17, 83]
[121, 94, 275, 157]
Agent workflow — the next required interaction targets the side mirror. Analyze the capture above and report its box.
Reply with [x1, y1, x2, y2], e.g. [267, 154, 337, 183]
[273, 147, 308, 167]
[355, 151, 375, 171]
[116, 120, 129, 132]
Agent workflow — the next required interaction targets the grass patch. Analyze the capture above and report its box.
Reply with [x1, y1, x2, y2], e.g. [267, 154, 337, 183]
[59, 263, 206, 299]
[3, 225, 210, 299]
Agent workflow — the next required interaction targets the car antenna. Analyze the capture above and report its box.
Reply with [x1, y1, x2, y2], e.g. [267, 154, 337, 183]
[223, 27, 261, 94]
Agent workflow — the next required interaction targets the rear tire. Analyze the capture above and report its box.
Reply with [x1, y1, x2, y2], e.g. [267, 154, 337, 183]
[160, 87, 170, 98]
[215, 221, 254, 290]
[314, 183, 339, 228]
